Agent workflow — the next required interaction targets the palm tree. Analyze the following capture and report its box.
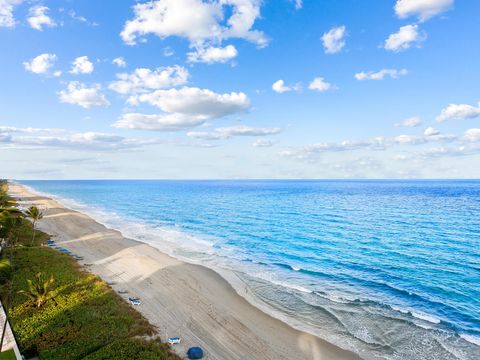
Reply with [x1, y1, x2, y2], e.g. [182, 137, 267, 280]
[19, 272, 56, 308]
[25, 206, 43, 246]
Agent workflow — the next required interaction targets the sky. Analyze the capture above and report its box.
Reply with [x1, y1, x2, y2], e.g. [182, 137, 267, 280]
[1, 0, 480, 179]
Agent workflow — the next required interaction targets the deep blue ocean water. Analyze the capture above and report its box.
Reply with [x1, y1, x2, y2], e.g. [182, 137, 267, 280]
[20, 180, 480, 359]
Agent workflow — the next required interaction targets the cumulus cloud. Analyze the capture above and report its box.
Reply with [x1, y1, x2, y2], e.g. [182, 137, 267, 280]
[121, 0, 267, 49]
[112, 57, 127, 68]
[129, 87, 250, 116]
[0, 0, 23, 28]
[384, 24, 426, 52]
[58, 81, 110, 109]
[355, 68, 408, 81]
[187, 44, 238, 64]
[70, 56, 94, 74]
[436, 102, 480, 122]
[23, 53, 57, 75]
[464, 128, 480, 142]
[109, 66, 189, 95]
[394, 0, 453, 22]
[27, 5, 56, 31]
[188, 125, 281, 139]
[308, 77, 332, 92]
[272, 80, 300, 94]
[399, 116, 422, 127]
[114, 87, 250, 131]
[321, 25, 346, 54]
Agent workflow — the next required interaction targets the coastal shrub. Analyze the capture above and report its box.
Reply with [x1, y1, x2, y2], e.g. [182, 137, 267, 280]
[84, 338, 179, 360]
[0, 258, 12, 284]
[3, 247, 179, 360]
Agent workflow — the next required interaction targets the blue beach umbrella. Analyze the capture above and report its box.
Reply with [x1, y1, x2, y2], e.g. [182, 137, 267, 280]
[187, 346, 204, 359]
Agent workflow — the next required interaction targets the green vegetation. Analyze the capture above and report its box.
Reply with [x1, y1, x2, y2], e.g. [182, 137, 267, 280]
[84, 338, 179, 360]
[0, 180, 180, 359]
[0, 349, 16, 360]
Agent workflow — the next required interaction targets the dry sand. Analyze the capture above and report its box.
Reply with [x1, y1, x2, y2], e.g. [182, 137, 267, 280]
[9, 183, 360, 360]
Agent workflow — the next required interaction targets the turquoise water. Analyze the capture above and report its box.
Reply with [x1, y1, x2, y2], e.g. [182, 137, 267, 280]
[20, 180, 480, 359]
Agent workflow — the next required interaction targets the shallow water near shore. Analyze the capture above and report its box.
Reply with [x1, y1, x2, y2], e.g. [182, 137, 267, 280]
[19, 180, 480, 359]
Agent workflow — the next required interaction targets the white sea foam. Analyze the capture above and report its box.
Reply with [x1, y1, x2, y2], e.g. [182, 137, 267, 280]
[411, 311, 441, 324]
[460, 334, 480, 347]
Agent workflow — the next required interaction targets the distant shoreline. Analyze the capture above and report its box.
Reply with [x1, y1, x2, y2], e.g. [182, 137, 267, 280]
[9, 182, 359, 360]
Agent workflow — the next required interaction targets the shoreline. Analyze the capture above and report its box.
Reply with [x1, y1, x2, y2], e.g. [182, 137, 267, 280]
[8, 182, 360, 360]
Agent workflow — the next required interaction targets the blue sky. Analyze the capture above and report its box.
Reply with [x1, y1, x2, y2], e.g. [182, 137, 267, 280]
[1, 0, 480, 179]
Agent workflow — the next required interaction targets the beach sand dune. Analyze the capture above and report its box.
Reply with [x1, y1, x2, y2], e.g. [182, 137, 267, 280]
[9, 183, 360, 360]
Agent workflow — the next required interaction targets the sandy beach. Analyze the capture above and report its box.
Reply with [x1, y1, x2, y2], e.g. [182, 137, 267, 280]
[8, 183, 359, 360]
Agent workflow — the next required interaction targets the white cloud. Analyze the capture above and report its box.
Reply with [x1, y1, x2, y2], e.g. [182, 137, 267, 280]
[308, 77, 332, 92]
[112, 57, 127, 68]
[68, 10, 98, 27]
[132, 87, 250, 116]
[355, 68, 408, 81]
[109, 66, 189, 95]
[0, 0, 23, 28]
[58, 81, 110, 109]
[292, 0, 302, 10]
[0, 126, 64, 133]
[188, 125, 281, 139]
[70, 56, 94, 74]
[113, 113, 207, 131]
[399, 116, 422, 127]
[220, 125, 279, 137]
[187, 45, 238, 64]
[395, 0, 453, 22]
[164, 47, 175, 57]
[121, 0, 267, 48]
[424, 127, 440, 136]
[321, 25, 346, 54]
[115, 87, 250, 131]
[272, 80, 300, 94]
[436, 102, 480, 122]
[384, 24, 426, 52]
[27, 5, 56, 31]
[252, 138, 276, 147]
[280, 130, 460, 162]
[395, 132, 456, 144]
[23, 53, 57, 75]
[464, 128, 480, 142]
[280, 137, 388, 161]
[0, 127, 159, 151]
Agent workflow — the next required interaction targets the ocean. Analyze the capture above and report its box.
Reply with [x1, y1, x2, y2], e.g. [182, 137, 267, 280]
[19, 180, 480, 359]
